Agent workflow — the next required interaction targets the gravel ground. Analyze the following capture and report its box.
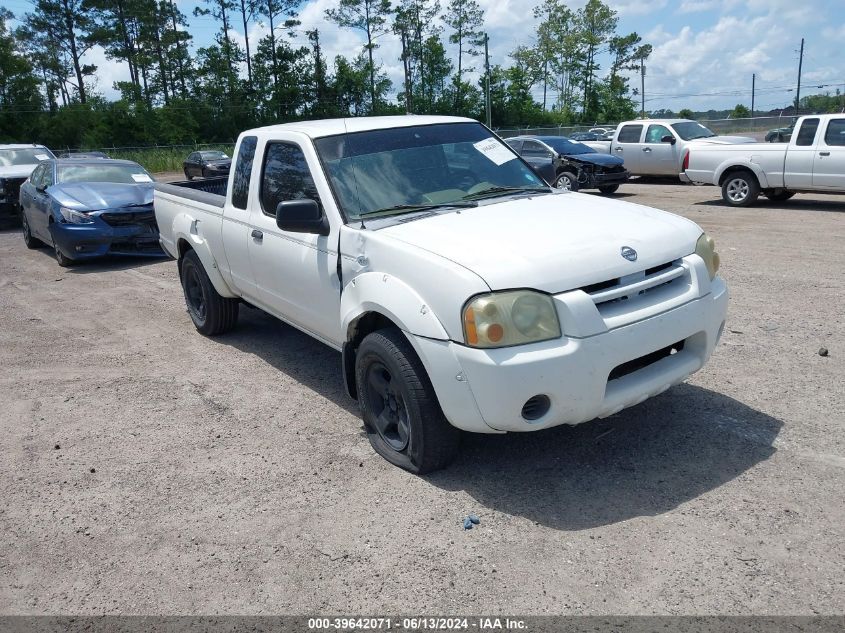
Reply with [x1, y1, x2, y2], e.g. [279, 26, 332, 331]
[1, 181, 843, 616]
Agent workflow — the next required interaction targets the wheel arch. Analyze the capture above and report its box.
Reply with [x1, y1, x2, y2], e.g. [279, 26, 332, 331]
[172, 222, 237, 299]
[716, 162, 768, 189]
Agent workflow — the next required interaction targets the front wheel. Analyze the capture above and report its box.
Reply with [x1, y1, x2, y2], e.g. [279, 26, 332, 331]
[554, 171, 579, 192]
[721, 172, 760, 207]
[179, 249, 239, 336]
[765, 189, 795, 202]
[598, 184, 619, 194]
[355, 328, 460, 474]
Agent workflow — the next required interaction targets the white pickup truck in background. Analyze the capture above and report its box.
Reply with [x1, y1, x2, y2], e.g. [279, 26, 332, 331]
[585, 119, 755, 178]
[682, 114, 845, 206]
[154, 116, 728, 473]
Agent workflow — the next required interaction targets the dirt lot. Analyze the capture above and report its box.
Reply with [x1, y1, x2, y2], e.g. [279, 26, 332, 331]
[1, 182, 844, 616]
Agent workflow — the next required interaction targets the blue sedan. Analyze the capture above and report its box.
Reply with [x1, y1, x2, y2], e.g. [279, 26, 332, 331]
[19, 159, 164, 266]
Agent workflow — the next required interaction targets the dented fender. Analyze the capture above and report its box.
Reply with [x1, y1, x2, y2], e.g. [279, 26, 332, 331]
[171, 212, 238, 299]
[340, 272, 450, 341]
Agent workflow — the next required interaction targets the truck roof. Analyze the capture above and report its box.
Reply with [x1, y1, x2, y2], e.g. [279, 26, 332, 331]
[250, 115, 478, 139]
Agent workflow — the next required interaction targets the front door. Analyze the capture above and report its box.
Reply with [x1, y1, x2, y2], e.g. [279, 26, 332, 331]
[643, 124, 680, 175]
[812, 117, 845, 189]
[247, 138, 342, 346]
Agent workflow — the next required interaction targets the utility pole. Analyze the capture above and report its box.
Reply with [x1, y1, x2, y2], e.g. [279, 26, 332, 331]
[640, 55, 646, 118]
[751, 73, 755, 117]
[795, 37, 804, 113]
[484, 33, 491, 127]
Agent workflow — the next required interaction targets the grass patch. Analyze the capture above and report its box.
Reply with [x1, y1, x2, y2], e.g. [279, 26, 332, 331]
[95, 145, 235, 174]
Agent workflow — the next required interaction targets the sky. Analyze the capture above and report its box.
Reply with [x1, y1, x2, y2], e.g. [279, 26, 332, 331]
[6, 0, 845, 115]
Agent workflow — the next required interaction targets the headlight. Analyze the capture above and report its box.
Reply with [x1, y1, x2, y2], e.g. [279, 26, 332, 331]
[59, 207, 95, 224]
[463, 290, 561, 348]
[695, 232, 720, 280]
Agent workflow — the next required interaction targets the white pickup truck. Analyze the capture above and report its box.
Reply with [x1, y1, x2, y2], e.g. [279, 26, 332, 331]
[682, 114, 845, 206]
[154, 116, 728, 473]
[585, 119, 754, 178]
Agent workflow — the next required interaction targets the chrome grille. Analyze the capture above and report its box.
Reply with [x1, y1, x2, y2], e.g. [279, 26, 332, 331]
[582, 259, 686, 307]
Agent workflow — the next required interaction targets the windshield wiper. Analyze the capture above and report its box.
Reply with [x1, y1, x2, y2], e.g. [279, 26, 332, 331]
[358, 201, 478, 220]
[461, 186, 551, 201]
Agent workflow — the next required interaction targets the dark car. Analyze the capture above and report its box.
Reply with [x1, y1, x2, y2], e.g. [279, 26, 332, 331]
[19, 158, 163, 266]
[183, 150, 232, 179]
[0, 144, 56, 223]
[506, 135, 629, 193]
[765, 120, 796, 143]
[570, 132, 602, 141]
[57, 151, 110, 159]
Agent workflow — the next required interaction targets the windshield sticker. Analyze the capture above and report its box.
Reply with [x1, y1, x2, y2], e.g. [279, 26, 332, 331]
[131, 173, 153, 183]
[35, 154, 50, 161]
[474, 138, 516, 166]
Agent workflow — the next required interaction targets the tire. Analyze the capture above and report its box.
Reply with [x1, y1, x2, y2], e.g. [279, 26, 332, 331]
[721, 171, 760, 207]
[184, 169, 192, 181]
[355, 328, 460, 474]
[765, 190, 795, 202]
[21, 212, 43, 249]
[179, 249, 239, 336]
[554, 171, 579, 192]
[53, 241, 74, 267]
[598, 184, 620, 194]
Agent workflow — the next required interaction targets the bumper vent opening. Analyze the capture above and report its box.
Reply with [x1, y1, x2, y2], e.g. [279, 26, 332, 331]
[608, 340, 685, 382]
[521, 395, 551, 421]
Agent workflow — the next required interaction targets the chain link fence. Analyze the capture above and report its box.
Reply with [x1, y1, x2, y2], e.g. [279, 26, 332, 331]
[495, 116, 802, 141]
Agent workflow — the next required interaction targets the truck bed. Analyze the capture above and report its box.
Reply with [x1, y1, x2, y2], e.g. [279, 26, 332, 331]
[154, 177, 228, 206]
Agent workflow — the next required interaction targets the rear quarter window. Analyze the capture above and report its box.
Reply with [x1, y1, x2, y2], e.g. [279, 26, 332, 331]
[231, 136, 257, 210]
[617, 125, 643, 143]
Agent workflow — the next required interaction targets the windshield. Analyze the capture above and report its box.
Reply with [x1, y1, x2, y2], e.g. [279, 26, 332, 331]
[57, 163, 153, 184]
[0, 147, 55, 166]
[670, 121, 717, 141]
[314, 122, 548, 220]
[200, 151, 229, 160]
[541, 137, 596, 156]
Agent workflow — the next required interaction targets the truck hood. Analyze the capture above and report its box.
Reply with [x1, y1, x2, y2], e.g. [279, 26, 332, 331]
[49, 182, 154, 211]
[0, 164, 40, 179]
[698, 135, 756, 145]
[378, 192, 703, 293]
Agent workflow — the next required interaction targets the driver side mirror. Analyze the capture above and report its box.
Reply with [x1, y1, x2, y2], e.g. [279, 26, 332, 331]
[661, 135, 677, 145]
[35, 183, 47, 192]
[275, 199, 329, 236]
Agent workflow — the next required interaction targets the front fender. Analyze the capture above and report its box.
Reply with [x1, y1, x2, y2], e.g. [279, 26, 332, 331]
[715, 159, 771, 189]
[171, 212, 238, 299]
[341, 272, 450, 341]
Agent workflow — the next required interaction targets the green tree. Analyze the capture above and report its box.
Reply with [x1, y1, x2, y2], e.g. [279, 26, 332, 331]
[534, 0, 582, 114]
[441, 0, 484, 110]
[730, 104, 750, 118]
[0, 9, 46, 141]
[678, 108, 694, 119]
[325, 0, 394, 114]
[576, 0, 617, 121]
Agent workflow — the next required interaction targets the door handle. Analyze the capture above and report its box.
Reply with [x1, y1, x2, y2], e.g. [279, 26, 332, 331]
[251, 229, 263, 241]
[819, 151, 831, 157]
[615, 147, 623, 152]
[643, 148, 652, 152]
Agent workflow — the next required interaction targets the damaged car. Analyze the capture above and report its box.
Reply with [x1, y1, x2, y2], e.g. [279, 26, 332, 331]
[19, 158, 163, 267]
[0, 144, 56, 223]
[506, 135, 629, 193]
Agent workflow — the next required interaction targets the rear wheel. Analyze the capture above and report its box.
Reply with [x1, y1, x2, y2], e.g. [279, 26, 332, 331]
[598, 184, 619, 194]
[179, 249, 239, 336]
[355, 328, 460, 474]
[765, 189, 795, 202]
[721, 171, 760, 207]
[554, 171, 579, 192]
[21, 212, 43, 249]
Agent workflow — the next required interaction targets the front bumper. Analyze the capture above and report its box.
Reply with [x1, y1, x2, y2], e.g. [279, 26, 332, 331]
[412, 257, 728, 434]
[51, 222, 165, 260]
[587, 169, 630, 188]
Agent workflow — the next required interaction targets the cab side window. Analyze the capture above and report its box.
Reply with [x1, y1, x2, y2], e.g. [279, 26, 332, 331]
[522, 140, 550, 157]
[617, 125, 643, 143]
[231, 136, 257, 210]
[795, 118, 820, 146]
[29, 164, 45, 186]
[645, 124, 672, 144]
[823, 118, 845, 146]
[260, 142, 322, 218]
